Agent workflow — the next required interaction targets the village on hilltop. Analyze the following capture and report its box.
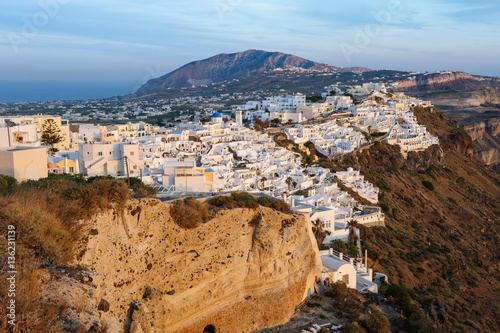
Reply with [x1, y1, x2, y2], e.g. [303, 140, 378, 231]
[0, 81, 439, 295]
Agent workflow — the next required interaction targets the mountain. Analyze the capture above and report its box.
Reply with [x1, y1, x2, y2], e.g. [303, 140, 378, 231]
[136, 49, 371, 95]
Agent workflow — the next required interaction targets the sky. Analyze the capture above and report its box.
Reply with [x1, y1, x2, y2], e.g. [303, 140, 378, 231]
[0, 0, 499, 102]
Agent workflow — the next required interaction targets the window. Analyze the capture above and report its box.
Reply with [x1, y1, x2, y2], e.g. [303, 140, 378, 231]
[69, 167, 74, 173]
[109, 151, 112, 155]
[98, 152, 103, 156]
[130, 151, 135, 155]
[342, 274, 349, 284]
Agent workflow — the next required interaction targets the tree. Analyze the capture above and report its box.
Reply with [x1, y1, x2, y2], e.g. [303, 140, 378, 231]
[292, 181, 298, 189]
[41, 119, 63, 155]
[329, 90, 337, 96]
[260, 176, 267, 190]
[271, 118, 281, 126]
[286, 176, 293, 189]
[253, 117, 267, 131]
[346, 219, 359, 244]
[312, 218, 329, 248]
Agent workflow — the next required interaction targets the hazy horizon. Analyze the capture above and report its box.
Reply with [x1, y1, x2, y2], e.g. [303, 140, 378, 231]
[1, 0, 499, 102]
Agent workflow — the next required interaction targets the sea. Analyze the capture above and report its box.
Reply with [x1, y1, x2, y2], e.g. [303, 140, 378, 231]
[0, 81, 139, 103]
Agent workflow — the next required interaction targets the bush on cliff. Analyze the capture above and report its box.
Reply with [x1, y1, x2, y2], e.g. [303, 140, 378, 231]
[0, 175, 133, 331]
[170, 197, 212, 229]
[0, 176, 132, 264]
[208, 192, 292, 213]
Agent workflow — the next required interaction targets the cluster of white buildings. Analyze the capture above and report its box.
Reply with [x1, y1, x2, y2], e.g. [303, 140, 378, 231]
[236, 93, 353, 123]
[284, 121, 367, 157]
[279, 83, 438, 158]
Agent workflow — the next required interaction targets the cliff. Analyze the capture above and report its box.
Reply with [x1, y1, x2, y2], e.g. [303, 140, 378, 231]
[463, 118, 500, 166]
[315, 106, 500, 332]
[395, 71, 500, 93]
[42, 198, 322, 333]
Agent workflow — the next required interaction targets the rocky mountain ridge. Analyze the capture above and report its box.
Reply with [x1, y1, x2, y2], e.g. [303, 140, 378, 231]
[136, 49, 371, 95]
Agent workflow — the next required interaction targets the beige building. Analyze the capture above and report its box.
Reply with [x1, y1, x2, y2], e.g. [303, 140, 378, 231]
[78, 142, 141, 177]
[0, 147, 48, 181]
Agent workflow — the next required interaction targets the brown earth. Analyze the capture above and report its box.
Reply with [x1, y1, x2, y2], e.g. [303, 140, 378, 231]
[319, 106, 500, 332]
[40, 200, 322, 333]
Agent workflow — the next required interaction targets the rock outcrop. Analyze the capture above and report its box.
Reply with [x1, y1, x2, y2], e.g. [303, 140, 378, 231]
[59, 199, 321, 333]
[395, 72, 500, 93]
[463, 119, 500, 166]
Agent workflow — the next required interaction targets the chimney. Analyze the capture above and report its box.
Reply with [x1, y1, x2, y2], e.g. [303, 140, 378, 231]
[339, 253, 343, 261]
[368, 268, 373, 281]
[349, 258, 354, 265]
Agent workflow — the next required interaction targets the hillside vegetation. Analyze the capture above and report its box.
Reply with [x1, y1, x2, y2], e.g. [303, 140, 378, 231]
[322, 107, 500, 332]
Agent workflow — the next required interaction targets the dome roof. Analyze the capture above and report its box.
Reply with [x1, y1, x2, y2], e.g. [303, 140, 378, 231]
[212, 112, 222, 118]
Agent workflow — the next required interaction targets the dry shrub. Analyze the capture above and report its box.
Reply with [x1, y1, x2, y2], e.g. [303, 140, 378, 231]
[0, 178, 133, 264]
[170, 197, 212, 229]
[99, 320, 109, 333]
[0, 190, 76, 263]
[76, 324, 87, 333]
[0, 260, 60, 332]
[75, 179, 132, 218]
[74, 292, 88, 313]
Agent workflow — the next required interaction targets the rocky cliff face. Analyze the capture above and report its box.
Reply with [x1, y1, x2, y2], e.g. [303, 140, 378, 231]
[464, 119, 500, 166]
[50, 199, 321, 333]
[395, 72, 500, 93]
[136, 49, 370, 94]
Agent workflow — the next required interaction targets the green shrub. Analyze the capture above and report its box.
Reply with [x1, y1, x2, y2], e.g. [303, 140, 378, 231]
[342, 323, 366, 333]
[456, 177, 465, 184]
[366, 313, 390, 333]
[385, 284, 418, 316]
[306, 301, 321, 308]
[379, 202, 390, 213]
[330, 281, 348, 297]
[129, 177, 158, 197]
[330, 239, 347, 252]
[405, 312, 432, 333]
[0, 174, 17, 195]
[422, 180, 434, 191]
[404, 196, 415, 207]
[304, 141, 315, 149]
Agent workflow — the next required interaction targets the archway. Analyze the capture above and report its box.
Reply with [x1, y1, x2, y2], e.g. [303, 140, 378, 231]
[203, 325, 216, 333]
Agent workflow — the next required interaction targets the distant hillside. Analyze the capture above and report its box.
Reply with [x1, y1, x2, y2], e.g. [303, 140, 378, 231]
[395, 71, 500, 93]
[136, 49, 371, 95]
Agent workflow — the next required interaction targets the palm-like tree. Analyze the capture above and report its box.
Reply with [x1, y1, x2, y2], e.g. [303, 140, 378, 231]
[260, 176, 267, 190]
[312, 218, 327, 248]
[345, 220, 358, 244]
